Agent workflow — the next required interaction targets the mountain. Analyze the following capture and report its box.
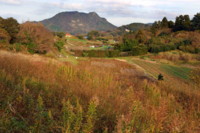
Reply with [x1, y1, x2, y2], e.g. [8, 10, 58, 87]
[118, 23, 151, 32]
[40, 11, 116, 35]
[109, 23, 152, 36]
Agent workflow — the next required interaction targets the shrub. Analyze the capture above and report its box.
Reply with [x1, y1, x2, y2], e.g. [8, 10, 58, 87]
[76, 35, 84, 40]
[158, 74, 164, 80]
[54, 32, 65, 38]
[120, 39, 139, 52]
[149, 44, 176, 53]
[54, 40, 65, 51]
[131, 45, 148, 56]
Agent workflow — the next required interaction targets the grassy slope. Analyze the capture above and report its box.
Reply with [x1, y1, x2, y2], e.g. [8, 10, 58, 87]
[117, 55, 200, 100]
[0, 50, 199, 132]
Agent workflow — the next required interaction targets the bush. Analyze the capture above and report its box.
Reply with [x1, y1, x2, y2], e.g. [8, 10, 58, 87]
[120, 39, 139, 52]
[158, 74, 164, 80]
[131, 45, 148, 56]
[54, 32, 65, 38]
[77, 35, 84, 40]
[149, 44, 176, 53]
[54, 41, 65, 51]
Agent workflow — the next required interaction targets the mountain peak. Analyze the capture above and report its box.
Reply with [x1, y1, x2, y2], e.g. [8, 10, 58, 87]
[89, 12, 98, 16]
[40, 11, 116, 35]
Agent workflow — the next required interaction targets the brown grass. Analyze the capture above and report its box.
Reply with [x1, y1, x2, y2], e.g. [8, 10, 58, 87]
[0, 50, 199, 132]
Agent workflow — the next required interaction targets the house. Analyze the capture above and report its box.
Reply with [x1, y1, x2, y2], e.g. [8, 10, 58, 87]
[65, 33, 72, 38]
[125, 29, 130, 33]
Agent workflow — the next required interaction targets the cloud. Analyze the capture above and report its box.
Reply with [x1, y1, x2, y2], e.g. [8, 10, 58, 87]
[0, 0, 22, 5]
[1, 0, 200, 26]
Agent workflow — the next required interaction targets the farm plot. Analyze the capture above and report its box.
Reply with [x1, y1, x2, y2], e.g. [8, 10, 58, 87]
[128, 58, 192, 81]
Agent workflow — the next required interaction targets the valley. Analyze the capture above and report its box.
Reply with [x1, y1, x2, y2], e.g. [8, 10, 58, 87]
[0, 9, 200, 133]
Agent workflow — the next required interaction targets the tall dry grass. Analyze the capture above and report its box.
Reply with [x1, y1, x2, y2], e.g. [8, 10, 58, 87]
[0, 50, 199, 132]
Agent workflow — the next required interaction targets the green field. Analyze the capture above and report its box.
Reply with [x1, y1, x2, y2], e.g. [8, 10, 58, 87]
[127, 58, 192, 81]
[160, 65, 191, 80]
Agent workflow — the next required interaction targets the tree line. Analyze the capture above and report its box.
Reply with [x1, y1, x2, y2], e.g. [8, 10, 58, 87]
[151, 13, 200, 32]
[0, 17, 55, 54]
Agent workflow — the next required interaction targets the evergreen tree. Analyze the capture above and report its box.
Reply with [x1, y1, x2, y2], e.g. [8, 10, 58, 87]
[174, 15, 184, 31]
[161, 17, 168, 28]
[174, 15, 191, 31]
[183, 15, 191, 30]
[168, 20, 175, 28]
[151, 21, 159, 34]
[191, 13, 200, 30]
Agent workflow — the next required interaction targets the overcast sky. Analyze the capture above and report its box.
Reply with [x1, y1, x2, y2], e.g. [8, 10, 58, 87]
[0, 0, 200, 26]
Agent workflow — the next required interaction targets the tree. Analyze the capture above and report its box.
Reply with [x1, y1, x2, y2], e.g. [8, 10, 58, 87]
[17, 22, 54, 53]
[174, 15, 191, 31]
[161, 17, 168, 28]
[135, 30, 147, 43]
[118, 33, 139, 52]
[151, 21, 159, 34]
[0, 17, 19, 43]
[87, 31, 100, 40]
[191, 13, 200, 30]
[168, 21, 174, 28]
[0, 28, 11, 43]
[183, 15, 191, 30]
[0, 17, 3, 27]
[151, 20, 164, 35]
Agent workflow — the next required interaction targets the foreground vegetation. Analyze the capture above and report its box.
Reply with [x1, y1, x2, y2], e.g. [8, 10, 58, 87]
[0, 50, 199, 132]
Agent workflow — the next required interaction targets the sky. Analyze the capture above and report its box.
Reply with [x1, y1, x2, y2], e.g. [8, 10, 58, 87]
[0, 0, 200, 26]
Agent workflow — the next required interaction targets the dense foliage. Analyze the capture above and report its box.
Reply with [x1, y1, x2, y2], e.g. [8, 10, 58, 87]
[115, 12, 200, 55]
[0, 17, 19, 43]
[17, 22, 54, 54]
[152, 13, 200, 32]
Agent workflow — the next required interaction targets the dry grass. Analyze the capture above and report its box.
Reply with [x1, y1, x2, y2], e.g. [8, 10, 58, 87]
[152, 51, 196, 63]
[0, 50, 199, 132]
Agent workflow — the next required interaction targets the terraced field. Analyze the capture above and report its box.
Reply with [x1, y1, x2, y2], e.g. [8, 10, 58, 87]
[127, 58, 192, 81]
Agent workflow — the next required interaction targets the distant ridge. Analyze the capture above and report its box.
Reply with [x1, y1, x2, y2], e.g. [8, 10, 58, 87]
[118, 23, 151, 32]
[40, 11, 116, 34]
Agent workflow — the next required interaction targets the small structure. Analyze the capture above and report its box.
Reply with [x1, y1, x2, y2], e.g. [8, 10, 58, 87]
[125, 29, 130, 33]
[90, 45, 95, 48]
[65, 33, 72, 38]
